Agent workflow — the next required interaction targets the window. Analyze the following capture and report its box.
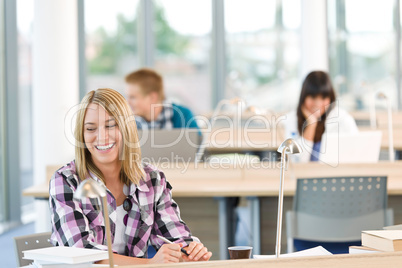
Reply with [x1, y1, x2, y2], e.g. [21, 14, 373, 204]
[225, 0, 301, 112]
[85, 0, 140, 95]
[399, 0, 402, 109]
[17, 0, 34, 223]
[328, 0, 396, 110]
[154, 0, 212, 114]
[0, 0, 6, 229]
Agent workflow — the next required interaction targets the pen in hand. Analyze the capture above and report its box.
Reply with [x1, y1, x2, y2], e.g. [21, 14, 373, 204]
[156, 235, 189, 256]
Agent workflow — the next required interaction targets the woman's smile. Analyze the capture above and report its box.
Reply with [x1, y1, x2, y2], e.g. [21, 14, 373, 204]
[94, 143, 115, 152]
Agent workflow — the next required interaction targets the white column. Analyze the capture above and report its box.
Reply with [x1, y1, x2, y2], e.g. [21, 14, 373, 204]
[300, 0, 329, 79]
[32, 0, 79, 232]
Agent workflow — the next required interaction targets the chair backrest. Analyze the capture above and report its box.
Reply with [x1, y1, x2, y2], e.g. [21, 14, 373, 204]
[14, 232, 52, 267]
[291, 176, 389, 241]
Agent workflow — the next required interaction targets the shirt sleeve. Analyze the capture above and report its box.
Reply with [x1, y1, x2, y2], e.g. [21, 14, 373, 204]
[340, 112, 359, 134]
[292, 136, 314, 163]
[49, 171, 108, 251]
[184, 109, 200, 130]
[150, 171, 199, 248]
[135, 118, 144, 129]
[173, 104, 200, 130]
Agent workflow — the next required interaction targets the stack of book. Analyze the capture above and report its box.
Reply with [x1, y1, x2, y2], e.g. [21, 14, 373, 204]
[349, 227, 402, 254]
[23, 246, 109, 267]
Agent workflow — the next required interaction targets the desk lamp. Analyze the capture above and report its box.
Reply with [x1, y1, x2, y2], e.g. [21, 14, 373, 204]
[74, 179, 114, 268]
[377, 92, 395, 162]
[371, 92, 395, 162]
[196, 97, 245, 162]
[275, 138, 302, 258]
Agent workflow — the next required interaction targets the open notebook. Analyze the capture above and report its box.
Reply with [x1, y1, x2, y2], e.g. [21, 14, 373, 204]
[319, 131, 382, 164]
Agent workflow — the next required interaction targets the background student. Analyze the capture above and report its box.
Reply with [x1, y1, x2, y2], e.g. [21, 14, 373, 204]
[125, 68, 199, 130]
[282, 71, 358, 162]
[49, 88, 211, 265]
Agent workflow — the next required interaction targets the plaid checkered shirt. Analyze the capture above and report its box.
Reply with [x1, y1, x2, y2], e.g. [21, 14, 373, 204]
[49, 160, 197, 258]
[135, 102, 174, 129]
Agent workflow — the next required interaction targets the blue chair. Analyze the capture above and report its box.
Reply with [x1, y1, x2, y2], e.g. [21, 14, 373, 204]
[286, 176, 393, 254]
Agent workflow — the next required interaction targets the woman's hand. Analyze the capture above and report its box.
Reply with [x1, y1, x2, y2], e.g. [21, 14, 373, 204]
[149, 243, 183, 264]
[300, 105, 321, 142]
[182, 241, 212, 262]
[301, 105, 321, 125]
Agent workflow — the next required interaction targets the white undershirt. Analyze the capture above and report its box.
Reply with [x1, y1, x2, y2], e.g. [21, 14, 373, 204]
[112, 204, 127, 254]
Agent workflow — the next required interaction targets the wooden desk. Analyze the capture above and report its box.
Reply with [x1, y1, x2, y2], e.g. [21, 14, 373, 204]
[351, 110, 402, 128]
[23, 161, 402, 198]
[358, 127, 402, 151]
[163, 161, 402, 197]
[123, 251, 402, 268]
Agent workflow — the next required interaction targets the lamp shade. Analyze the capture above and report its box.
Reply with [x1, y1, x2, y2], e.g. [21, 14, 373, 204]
[377, 92, 387, 100]
[277, 138, 303, 154]
[74, 179, 107, 199]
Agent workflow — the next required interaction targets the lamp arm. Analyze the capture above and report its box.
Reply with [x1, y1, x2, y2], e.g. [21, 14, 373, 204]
[196, 99, 233, 162]
[370, 97, 377, 129]
[210, 99, 229, 126]
[275, 147, 289, 258]
[386, 99, 395, 162]
[102, 195, 114, 268]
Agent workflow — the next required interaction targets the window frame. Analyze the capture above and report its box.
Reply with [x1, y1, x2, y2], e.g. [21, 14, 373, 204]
[0, 0, 7, 227]
[1, 0, 22, 232]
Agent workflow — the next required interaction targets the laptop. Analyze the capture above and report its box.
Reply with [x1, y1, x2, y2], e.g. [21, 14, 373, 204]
[137, 129, 201, 163]
[319, 131, 382, 164]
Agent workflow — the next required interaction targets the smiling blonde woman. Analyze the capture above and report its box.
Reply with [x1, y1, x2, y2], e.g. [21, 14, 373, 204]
[49, 88, 212, 265]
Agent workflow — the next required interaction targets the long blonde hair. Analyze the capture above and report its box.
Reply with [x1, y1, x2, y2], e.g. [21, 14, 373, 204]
[75, 88, 144, 185]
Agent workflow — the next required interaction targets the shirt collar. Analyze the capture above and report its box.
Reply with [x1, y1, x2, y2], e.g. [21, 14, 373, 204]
[156, 101, 173, 120]
[86, 164, 150, 195]
[128, 177, 149, 195]
[87, 171, 108, 191]
[155, 102, 173, 122]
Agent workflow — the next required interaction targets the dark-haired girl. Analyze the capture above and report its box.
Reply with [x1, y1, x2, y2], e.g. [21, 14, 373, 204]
[283, 71, 358, 162]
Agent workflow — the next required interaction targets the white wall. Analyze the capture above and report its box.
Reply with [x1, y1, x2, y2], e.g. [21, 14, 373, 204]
[300, 0, 329, 80]
[32, 0, 79, 232]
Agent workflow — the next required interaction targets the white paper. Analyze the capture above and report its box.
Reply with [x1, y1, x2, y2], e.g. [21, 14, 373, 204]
[23, 246, 109, 264]
[383, 224, 402, 230]
[253, 246, 332, 259]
